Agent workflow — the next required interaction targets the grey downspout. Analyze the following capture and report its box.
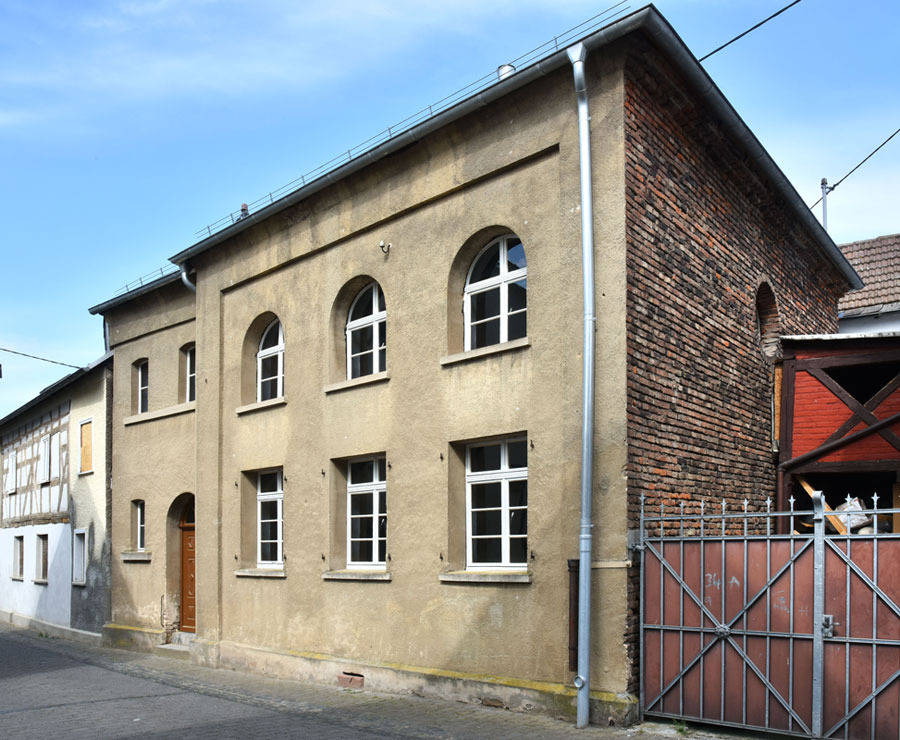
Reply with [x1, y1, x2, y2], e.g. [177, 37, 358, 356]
[180, 263, 197, 293]
[568, 41, 596, 729]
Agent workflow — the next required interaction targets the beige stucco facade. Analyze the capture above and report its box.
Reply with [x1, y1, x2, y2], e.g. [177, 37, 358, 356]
[97, 50, 633, 720]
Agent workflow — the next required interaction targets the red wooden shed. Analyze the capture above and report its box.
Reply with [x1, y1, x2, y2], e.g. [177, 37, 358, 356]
[778, 333, 900, 529]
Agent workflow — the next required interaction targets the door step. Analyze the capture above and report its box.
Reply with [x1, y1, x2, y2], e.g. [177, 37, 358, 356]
[153, 643, 191, 661]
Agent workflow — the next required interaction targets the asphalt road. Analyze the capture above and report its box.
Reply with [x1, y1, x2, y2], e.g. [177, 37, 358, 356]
[0, 624, 748, 739]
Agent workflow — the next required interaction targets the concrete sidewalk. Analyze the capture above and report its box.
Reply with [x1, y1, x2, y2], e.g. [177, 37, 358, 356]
[0, 623, 756, 739]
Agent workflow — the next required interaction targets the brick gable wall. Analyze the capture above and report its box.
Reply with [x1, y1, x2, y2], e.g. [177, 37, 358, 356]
[620, 36, 846, 692]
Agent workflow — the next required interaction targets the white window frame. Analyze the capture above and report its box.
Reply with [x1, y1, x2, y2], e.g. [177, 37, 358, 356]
[72, 529, 87, 584]
[137, 361, 149, 413]
[463, 234, 527, 351]
[13, 535, 24, 579]
[346, 283, 387, 379]
[185, 344, 197, 402]
[346, 455, 387, 570]
[465, 437, 528, 570]
[3, 449, 16, 494]
[134, 500, 146, 551]
[257, 320, 284, 402]
[79, 419, 93, 474]
[36, 533, 48, 582]
[257, 469, 283, 568]
[38, 434, 51, 484]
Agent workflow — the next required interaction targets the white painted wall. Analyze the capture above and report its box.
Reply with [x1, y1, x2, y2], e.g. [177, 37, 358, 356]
[0, 522, 71, 627]
[839, 311, 900, 334]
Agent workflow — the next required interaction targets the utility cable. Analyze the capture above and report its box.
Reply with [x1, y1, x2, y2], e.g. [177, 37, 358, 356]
[810, 125, 900, 208]
[699, 0, 803, 61]
[0, 347, 81, 370]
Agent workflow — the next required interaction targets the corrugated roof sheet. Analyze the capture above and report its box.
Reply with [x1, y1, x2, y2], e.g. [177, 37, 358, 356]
[839, 233, 900, 311]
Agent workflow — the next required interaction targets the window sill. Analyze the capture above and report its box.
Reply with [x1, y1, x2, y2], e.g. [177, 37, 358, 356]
[440, 337, 530, 367]
[322, 570, 391, 582]
[235, 397, 286, 416]
[10, 576, 23, 582]
[77, 470, 94, 477]
[120, 551, 152, 562]
[234, 568, 287, 578]
[324, 371, 390, 395]
[125, 401, 196, 426]
[72, 581, 86, 588]
[438, 570, 532, 584]
[33, 579, 48, 586]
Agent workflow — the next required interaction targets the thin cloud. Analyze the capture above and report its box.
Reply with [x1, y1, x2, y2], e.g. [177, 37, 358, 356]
[2, 1, 605, 104]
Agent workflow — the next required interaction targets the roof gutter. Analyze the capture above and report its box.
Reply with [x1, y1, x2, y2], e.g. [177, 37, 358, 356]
[162, 6, 857, 289]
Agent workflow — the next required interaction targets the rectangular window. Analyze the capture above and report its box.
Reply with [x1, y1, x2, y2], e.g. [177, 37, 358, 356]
[134, 500, 146, 551]
[36, 534, 48, 581]
[257, 470, 283, 568]
[73, 529, 87, 584]
[79, 420, 93, 473]
[3, 450, 16, 494]
[38, 434, 51, 484]
[347, 456, 387, 569]
[13, 535, 24, 579]
[466, 438, 528, 570]
[186, 345, 196, 402]
[138, 361, 149, 413]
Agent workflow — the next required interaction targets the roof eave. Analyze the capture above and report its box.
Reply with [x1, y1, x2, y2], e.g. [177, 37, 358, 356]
[0, 352, 113, 431]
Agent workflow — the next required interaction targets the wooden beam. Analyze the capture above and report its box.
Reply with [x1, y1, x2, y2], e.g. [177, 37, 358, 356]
[795, 349, 900, 370]
[810, 368, 900, 453]
[795, 475, 847, 535]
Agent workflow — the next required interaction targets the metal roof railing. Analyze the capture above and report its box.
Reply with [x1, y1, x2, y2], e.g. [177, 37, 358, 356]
[115, 264, 180, 296]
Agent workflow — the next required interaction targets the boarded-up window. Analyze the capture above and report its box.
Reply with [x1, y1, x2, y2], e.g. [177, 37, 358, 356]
[50, 432, 60, 480]
[38, 435, 51, 484]
[3, 451, 16, 493]
[80, 421, 92, 473]
[36, 534, 48, 581]
[73, 530, 86, 584]
[13, 536, 23, 578]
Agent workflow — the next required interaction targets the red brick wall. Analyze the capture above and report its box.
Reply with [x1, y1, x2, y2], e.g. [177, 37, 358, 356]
[620, 37, 848, 692]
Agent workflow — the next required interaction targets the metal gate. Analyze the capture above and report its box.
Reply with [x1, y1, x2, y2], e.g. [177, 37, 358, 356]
[640, 493, 900, 738]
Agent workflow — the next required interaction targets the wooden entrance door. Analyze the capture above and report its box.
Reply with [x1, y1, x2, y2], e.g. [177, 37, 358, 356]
[180, 503, 196, 632]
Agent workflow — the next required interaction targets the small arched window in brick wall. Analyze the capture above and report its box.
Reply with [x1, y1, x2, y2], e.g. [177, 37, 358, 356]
[755, 283, 781, 361]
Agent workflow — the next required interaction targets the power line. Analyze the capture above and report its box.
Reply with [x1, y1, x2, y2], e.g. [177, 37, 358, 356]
[0, 347, 81, 370]
[810, 125, 900, 209]
[699, 0, 803, 62]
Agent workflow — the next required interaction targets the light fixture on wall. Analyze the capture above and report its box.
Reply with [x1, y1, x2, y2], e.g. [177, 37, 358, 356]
[379, 240, 391, 254]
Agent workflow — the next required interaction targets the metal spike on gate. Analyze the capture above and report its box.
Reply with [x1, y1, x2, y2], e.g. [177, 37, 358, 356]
[721, 499, 727, 536]
[743, 498, 749, 536]
[789, 495, 796, 535]
[700, 499, 705, 538]
[680, 500, 685, 536]
[766, 497, 772, 536]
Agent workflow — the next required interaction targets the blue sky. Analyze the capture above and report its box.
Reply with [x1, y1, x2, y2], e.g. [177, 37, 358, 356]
[1, 0, 898, 418]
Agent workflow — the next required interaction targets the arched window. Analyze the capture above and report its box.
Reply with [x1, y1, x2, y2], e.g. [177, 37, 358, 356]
[257, 319, 284, 401]
[755, 283, 781, 361]
[346, 282, 386, 379]
[464, 234, 527, 350]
